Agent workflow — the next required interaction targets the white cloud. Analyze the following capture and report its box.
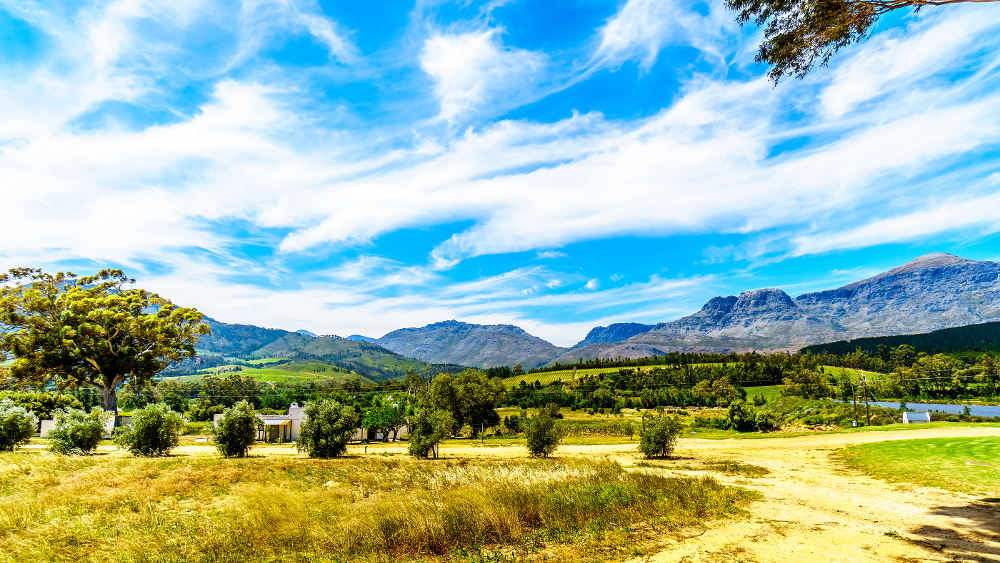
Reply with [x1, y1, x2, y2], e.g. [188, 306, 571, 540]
[420, 28, 544, 121]
[791, 190, 1000, 256]
[594, 0, 735, 70]
[235, 0, 359, 66]
[820, 9, 1000, 118]
[2, 1, 1000, 345]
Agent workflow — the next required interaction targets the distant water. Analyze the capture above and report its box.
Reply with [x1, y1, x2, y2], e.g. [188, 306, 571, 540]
[851, 400, 1000, 418]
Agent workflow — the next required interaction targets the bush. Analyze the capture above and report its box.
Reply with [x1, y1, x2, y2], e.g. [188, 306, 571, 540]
[0, 399, 37, 451]
[727, 400, 759, 432]
[296, 400, 358, 458]
[214, 401, 260, 458]
[0, 391, 82, 420]
[112, 403, 185, 456]
[754, 411, 780, 432]
[525, 413, 561, 458]
[49, 408, 110, 454]
[408, 409, 454, 459]
[639, 414, 682, 459]
[691, 415, 729, 429]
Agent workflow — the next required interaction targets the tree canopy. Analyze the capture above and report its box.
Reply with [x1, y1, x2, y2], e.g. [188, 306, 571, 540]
[726, 0, 993, 82]
[425, 369, 505, 435]
[0, 268, 208, 414]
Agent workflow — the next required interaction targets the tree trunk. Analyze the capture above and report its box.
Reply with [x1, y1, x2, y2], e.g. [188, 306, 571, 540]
[102, 385, 118, 418]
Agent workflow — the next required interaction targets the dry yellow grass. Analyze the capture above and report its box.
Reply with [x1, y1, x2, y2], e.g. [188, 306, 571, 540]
[0, 450, 754, 562]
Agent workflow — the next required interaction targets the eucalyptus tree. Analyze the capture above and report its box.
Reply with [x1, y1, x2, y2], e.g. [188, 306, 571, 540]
[727, 0, 998, 82]
[0, 268, 208, 415]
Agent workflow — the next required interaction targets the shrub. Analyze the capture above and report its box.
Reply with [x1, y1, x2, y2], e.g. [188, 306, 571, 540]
[296, 399, 358, 458]
[0, 391, 82, 420]
[49, 408, 110, 454]
[214, 401, 260, 458]
[0, 399, 37, 451]
[408, 409, 454, 459]
[639, 414, 682, 459]
[727, 400, 759, 432]
[691, 415, 729, 429]
[754, 411, 780, 432]
[112, 403, 185, 456]
[525, 413, 562, 458]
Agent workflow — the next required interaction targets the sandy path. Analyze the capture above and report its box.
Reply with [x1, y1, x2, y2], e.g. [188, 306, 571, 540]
[350, 427, 1000, 561]
[627, 427, 1000, 563]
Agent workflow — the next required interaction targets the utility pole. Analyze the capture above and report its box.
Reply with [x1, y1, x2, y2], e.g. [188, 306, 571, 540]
[853, 384, 858, 428]
[862, 375, 871, 427]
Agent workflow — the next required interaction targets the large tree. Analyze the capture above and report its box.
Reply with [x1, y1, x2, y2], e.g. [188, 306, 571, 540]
[425, 369, 505, 435]
[727, 0, 993, 82]
[0, 268, 208, 415]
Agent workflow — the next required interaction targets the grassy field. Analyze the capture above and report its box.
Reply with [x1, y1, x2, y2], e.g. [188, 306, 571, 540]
[744, 385, 782, 403]
[171, 364, 375, 385]
[0, 450, 754, 562]
[837, 436, 1000, 494]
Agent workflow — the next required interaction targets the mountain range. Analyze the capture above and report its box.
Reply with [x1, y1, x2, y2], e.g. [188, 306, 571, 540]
[191, 318, 463, 381]
[192, 253, 1000, 372]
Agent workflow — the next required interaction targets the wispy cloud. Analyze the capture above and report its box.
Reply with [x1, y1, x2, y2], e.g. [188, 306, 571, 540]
[1, 1, 999, 344]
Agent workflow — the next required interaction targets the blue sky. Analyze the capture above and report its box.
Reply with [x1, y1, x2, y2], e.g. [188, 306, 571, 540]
[1, 0, 999, 346]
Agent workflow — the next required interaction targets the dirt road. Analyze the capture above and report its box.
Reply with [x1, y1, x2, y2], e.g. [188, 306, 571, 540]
[354, 426, 1000, 561]
[627, 427, 1000, 563]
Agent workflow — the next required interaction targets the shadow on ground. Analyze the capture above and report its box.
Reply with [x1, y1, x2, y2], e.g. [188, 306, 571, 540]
[906, 497, 1000, 562]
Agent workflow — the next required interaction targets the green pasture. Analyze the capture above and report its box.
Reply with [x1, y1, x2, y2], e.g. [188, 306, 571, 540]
[170, 364, 374, 385]
[837, 436, 1000, 493]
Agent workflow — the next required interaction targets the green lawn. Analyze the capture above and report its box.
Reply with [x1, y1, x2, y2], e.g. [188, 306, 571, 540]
[837, 436, 1000, 493]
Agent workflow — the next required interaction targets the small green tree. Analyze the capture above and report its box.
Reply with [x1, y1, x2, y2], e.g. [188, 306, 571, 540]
[112, 403, 184, 456]
[0, 399, 37, 451]
[727, 399, 759, 432]
[297, 399, 358, 458]
[361, 394, 405, 442]
[214, 401, 259, 458]
[49, 407, 110, 454]
[408, 409, 454, 459]
[525, 412, 562, 458]
[639, 414, 682, 459]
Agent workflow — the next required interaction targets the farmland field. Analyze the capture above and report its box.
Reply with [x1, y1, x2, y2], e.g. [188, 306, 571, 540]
[167, 364, 375, 385]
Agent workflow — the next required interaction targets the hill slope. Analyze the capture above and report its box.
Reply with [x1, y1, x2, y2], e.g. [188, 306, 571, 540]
[377, 320, 566, 369]
[800, 321, 1000, 357]
[182, 318, 456, 381]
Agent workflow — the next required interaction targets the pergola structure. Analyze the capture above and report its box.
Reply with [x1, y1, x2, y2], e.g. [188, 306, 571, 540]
[260, 419, 292, 443]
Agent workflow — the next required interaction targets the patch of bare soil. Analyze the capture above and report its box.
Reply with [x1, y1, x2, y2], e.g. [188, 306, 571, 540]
[627, 427, 1000, 563]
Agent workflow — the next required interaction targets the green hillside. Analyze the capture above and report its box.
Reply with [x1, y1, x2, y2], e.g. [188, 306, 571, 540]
[163, 318, 467, 383]
[801, 322, 1000, 358]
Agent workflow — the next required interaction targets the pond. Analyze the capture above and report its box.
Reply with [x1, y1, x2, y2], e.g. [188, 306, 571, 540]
[856, 400, 1000, 418]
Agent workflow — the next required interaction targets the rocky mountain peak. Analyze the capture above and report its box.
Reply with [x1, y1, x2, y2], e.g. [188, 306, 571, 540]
[732, 288, 796, 314]
[841, 253, 976, 290]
